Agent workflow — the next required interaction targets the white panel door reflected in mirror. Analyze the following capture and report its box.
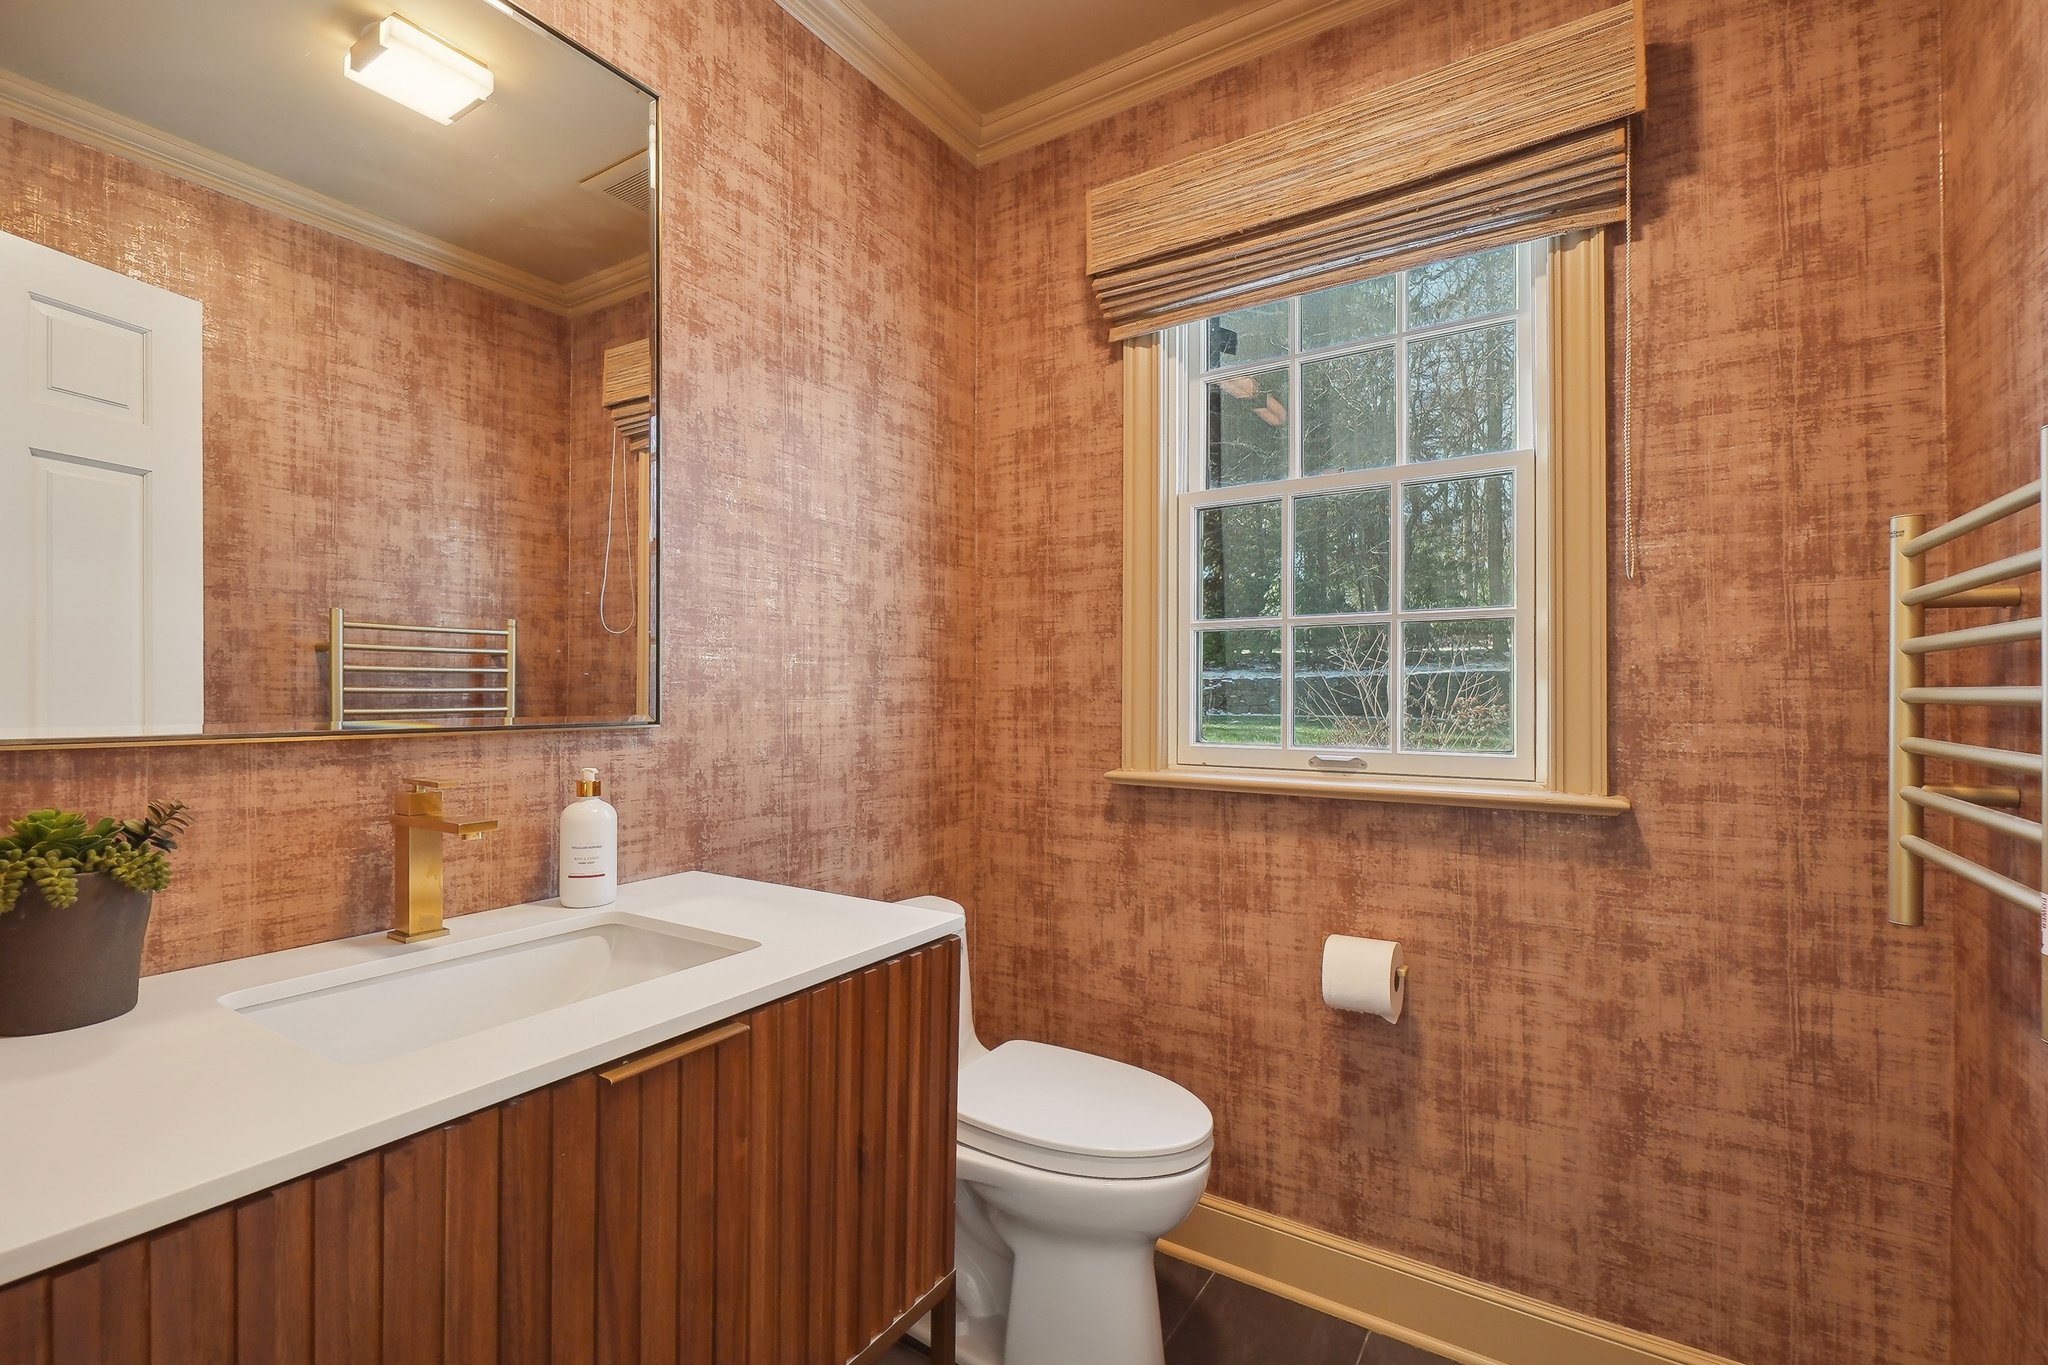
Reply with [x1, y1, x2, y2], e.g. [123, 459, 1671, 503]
[0, 231, 203, 740]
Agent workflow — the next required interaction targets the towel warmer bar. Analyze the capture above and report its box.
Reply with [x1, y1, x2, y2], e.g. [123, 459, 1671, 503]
[1888, 428, 2048, 1038]
[322, 609, 517, 730]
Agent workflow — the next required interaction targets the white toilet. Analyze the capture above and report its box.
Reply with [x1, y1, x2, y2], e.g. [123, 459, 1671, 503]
[902, 896, 1213, 1365]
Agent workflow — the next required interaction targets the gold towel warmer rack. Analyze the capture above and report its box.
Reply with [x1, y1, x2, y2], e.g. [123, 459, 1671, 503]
[322, 609, 517, 730]
[1888, 427, 2048, 1039]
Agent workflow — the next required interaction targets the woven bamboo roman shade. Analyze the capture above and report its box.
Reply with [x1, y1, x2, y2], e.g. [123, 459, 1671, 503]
[1085, 4, 1646, 340]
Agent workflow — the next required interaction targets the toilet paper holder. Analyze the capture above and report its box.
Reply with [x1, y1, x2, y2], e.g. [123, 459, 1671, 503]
[1321, 935, 1407, 1022]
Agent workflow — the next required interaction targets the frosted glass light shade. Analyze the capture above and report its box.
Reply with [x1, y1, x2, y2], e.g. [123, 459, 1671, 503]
[345, 15, 493, 125]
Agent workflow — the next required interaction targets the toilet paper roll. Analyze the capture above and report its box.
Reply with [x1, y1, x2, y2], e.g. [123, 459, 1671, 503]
[1322, 935, 1405, 1023]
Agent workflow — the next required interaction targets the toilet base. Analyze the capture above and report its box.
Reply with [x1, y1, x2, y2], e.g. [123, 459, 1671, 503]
[932, 1144, 1209, 1365]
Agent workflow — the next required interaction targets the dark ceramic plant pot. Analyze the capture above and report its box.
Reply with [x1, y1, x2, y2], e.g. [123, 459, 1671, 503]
[0, 873, 153, 1036]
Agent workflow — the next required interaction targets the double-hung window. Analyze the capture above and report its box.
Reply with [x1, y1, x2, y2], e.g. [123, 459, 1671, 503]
[1118, 231, 1620, 812]
[1171, 240, 1539, 781]
[1091, 7, 1640, 813]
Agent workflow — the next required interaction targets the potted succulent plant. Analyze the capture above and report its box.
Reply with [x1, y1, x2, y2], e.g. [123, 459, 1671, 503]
[0, 801, 190, 1036]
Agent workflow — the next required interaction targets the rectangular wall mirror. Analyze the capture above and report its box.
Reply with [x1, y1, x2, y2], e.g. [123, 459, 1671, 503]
[0, 0, 659, 747]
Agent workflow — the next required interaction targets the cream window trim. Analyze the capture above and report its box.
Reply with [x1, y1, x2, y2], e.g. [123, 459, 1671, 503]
[1115, 231, 1625, 815]
[1546, 230, 1612, 799]
[1104, 766, 1630, 815]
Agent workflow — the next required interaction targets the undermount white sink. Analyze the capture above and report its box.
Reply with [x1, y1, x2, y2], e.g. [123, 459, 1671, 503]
[222, 914, 759, 1064]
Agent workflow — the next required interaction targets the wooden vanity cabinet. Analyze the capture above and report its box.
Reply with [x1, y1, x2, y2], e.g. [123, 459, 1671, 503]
[0, 937, 960, 1365]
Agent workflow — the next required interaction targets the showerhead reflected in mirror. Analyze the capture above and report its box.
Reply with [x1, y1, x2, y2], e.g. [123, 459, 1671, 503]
[0, 0, 659, 744]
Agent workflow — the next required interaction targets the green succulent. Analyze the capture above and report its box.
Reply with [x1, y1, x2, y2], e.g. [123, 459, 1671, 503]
[0, 801, 190, 913]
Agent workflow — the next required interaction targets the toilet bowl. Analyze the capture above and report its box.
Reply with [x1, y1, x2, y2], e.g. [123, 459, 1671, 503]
[901, 896, 1213, 1365]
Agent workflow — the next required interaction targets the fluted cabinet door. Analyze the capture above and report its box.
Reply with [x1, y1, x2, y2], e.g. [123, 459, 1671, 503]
[589, 1018, 754, 1365]
[744, 936, 960, 1365]
[0, 938, 958, 1365]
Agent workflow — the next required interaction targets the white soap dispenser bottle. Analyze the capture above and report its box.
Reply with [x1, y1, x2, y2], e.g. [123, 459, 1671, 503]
[559, 767, 618, 908]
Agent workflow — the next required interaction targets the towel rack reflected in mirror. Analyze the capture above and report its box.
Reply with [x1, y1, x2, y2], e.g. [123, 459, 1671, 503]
[321, 609, 517, 730]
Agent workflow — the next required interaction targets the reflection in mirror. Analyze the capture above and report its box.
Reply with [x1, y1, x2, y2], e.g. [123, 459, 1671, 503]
[0, 0, 658, 742]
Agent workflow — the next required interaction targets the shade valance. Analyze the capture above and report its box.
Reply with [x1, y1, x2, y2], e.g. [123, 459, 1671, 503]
[1085, 4, 1645, 340]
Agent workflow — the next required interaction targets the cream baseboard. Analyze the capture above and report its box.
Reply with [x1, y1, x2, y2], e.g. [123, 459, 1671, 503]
[1159, 1196, 1744, 1365]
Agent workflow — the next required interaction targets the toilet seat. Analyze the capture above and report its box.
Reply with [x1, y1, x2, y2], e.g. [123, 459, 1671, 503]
[957, 1041, 1214, 1180]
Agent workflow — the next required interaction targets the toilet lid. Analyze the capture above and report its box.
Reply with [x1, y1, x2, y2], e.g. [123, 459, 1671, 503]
[957, 1041, 1213, 1179]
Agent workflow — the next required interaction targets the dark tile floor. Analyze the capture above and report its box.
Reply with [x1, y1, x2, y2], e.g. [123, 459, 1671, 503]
[880, 1254, 1457, 1365]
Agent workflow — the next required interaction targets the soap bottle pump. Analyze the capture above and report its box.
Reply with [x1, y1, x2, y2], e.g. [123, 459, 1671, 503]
[559, 768, 618, 908]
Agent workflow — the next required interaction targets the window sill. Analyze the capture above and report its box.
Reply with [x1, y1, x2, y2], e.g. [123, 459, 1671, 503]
[1104, 766, 1632, 816]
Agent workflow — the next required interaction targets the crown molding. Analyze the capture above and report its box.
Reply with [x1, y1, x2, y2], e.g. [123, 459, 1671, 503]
[772, 0, 1402, 166]
[563, 254, 654, 316]
[975, 0, 1405, 161]
[0, 68, 647, 317]
[771, 0, 981, 160]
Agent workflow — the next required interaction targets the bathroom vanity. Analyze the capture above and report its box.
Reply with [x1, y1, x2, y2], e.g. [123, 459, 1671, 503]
[0, 873, 963, 1364]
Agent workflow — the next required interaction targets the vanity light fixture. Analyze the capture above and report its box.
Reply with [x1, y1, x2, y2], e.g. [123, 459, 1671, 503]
[345, 15, 493, 125]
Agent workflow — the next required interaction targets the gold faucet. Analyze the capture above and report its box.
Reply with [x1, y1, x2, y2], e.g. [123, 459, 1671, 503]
[390, 778, 498, 943]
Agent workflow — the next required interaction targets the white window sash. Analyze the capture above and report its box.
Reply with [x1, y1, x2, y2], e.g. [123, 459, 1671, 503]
[1162, 239, 1554, 783]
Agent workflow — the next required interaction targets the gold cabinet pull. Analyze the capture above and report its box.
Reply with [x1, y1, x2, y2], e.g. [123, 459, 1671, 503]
[599, 1021, 750, 1085]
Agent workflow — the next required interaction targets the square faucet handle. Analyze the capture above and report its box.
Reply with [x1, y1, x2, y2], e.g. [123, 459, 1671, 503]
[401, 776, 461, 792]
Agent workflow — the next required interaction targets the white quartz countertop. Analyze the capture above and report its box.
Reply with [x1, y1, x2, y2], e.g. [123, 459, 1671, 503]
[0, 871, 962, 1284]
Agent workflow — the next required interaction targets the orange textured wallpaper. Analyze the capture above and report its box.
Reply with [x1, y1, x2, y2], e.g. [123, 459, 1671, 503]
[1939, 0, 2048, 1355]
[1, 0, 2000, 1356]
[0, 116, 601, 727]
[967, 2, 1951, 1362]
[0, 0, 977, 971]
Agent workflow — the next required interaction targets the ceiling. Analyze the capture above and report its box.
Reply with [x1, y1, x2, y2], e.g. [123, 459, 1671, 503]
[775, 0, 1393, 162]
[857, 0, 1248, 112]
[0, 0, 651, 288]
